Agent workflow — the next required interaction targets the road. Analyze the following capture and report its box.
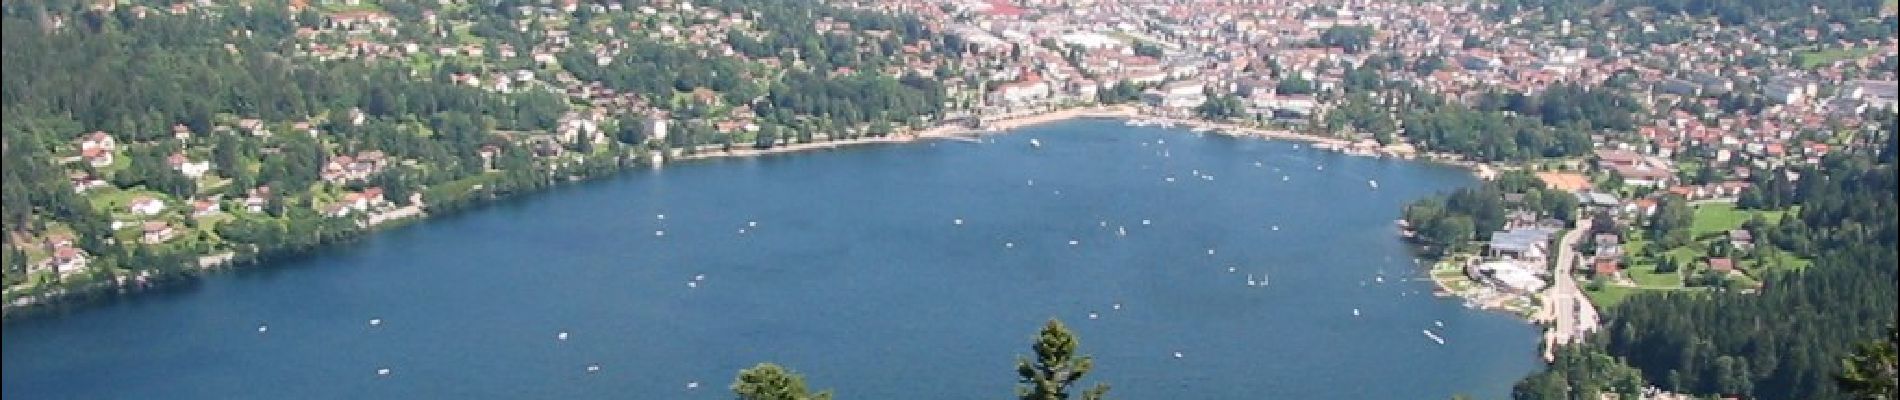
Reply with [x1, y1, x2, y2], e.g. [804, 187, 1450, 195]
[1542, 218, 1601, 362]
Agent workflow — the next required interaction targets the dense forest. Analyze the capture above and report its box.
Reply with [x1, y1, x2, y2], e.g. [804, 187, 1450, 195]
[1516, 148, 1899, 399]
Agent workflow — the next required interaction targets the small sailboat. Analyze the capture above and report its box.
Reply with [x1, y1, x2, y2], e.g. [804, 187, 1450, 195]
[1352, 308, 1361, 316]
[1262, 272, 1270, 286]
[1116, 226, 1127, 236]
[1246, 274, 1257, 286]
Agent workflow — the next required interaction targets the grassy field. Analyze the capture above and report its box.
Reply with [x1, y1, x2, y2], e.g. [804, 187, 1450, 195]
[1797, 47, 1876, 68]
[1690, 203, 1787, 237]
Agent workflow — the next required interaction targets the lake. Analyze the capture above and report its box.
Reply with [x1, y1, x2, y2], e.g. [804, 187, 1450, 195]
[1, 118, 1541, 399]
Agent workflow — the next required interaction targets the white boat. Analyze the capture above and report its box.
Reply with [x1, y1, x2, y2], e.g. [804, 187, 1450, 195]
[1246, 274, 1256, 286]
[655, 230, 665, 236]
[1029, 139, 1042, 148]
[1271, 225, 1280, 231]
[1116, 226, 1127, 236]
[1172, 351, 1185, 359]
[686, 281, 698, 288]
[587, 364, 601, 373]
[1262, 272, 1270, 286]
[1352, 308, 1361, 316]
[369, 318, 382, 326]
[748, 221, 758, 227]
[687, 381, 700, 389]
[1141, 219, 1152, 225]
[1375, 275, 1385, 283]
[1422, 330, 1446, 345]
[656, 214, 666, 220]
[557, 331, 569, 341]
[1368, 180, 1379, 189]
[1164, 177, 1175, 182]
[953, 218, 963, 225]
[257, 324, 269, 333]
[1088, 312, 1099, 320]
[1005, 242, 1015, 248]
[1281, 176, 1289, 181]
[1434, 320, 1444, 328]
[1228, 266, 1238, 273]
[1068, 240, 1080, 245]
[694, 274, 706, 281]
[1112, 303, 1123, 310]
[377, 368, 392, 376]
[1206, 249, 1215, 255]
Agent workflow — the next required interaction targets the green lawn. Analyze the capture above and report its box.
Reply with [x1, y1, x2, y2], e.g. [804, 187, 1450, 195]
[1628, 265, 1683, 288]
[1586, 285, 1640, 309]
[89, 187, 170, 215]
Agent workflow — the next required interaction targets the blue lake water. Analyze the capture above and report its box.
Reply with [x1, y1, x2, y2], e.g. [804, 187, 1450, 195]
[2, 119, 1541, 399]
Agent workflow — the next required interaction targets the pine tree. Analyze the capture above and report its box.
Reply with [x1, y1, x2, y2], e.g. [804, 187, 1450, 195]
[731, 363, 832, 400]
[1017, 319, 1110, 400]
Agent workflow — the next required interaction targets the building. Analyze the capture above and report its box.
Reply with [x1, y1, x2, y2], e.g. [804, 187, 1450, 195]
[128, 197, 166, 216]
[140, 221, 176, 244]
